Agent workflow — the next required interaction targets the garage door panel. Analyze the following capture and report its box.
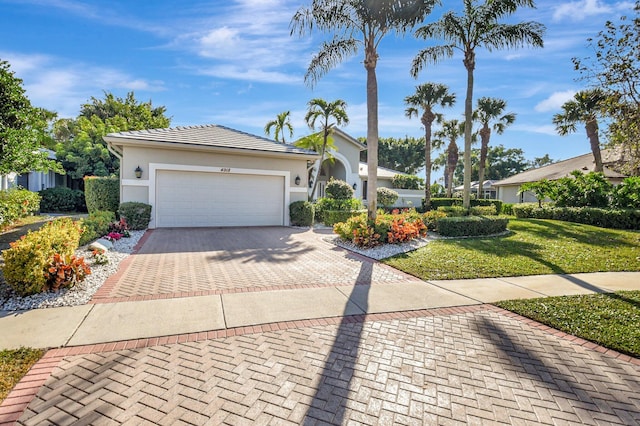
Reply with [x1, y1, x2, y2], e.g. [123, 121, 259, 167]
[156, 170, 284, 227]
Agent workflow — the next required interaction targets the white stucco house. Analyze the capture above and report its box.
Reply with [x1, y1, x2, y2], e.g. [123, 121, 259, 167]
[104, 124, 422, 229]
[493, 149, 627, 204]
[104, 125, 318, 228]
[0, 149, 64, 192]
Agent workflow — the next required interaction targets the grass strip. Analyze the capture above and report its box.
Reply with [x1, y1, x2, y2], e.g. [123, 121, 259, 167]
[495, 290, 640, 358]
[0, 347, 45, 402]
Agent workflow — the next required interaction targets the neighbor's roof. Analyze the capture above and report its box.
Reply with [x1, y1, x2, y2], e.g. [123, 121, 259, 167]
[358, 162, 407, 179]
[493, 149, 627, 186]
[104, 124, 318, 157]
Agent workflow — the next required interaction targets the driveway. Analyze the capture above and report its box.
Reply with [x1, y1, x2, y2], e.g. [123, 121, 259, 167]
[91, 227, 420, 302]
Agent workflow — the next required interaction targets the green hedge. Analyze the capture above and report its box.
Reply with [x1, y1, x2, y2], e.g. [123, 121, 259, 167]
[512, 204, 640, 230]
[392, 174, 424, 190]
[118, 202, 152, 230]
[84, 176, 119, 214]
[314, 197, 362, 222]
[0, 188, 40, 228]
[39, 187, 86, 212]
[324, 209, 366, 226]
[437, 215, 510, 237]
[427, 198, 502, 213]
[290, 201, 314, 226]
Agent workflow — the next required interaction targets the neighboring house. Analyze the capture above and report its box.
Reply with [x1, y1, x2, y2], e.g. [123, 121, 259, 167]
[493, 149, 627, 204]
[454, 180, 499, 200]
[312, 128, 422, 208]
[0, 149, 64, 192]
[104, 124, 317, 228]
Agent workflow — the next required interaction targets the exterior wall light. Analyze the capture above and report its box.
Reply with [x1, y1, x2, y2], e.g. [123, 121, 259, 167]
[353, 182, 357, 190]
[134, 166, 143, 179]
[295, 175, 301, 186]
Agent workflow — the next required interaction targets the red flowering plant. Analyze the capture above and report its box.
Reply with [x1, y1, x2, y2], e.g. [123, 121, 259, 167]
[104, 232, 123, 242]
[108, 218, 130, 237]
[44, 254, 91, 292]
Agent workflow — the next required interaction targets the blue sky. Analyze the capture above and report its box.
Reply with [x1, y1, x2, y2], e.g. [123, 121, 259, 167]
[0, 0, 635, 181]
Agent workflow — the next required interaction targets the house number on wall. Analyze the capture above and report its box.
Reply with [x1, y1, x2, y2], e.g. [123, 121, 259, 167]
[220, 168, 231, 173]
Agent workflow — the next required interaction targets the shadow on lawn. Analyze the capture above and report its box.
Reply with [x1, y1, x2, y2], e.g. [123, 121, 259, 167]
[514, 219, 637, 248]
[303, 262, 371, 425]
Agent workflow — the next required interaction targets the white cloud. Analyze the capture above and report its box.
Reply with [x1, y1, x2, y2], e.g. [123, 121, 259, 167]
[534, 90, 576, 112]
[2, 52, 165, 118]
[552, 0, 634, 22]
[514, 124, 559, 136]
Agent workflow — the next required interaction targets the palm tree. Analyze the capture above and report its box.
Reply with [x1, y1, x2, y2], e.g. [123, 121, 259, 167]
[552, 89, 607, 172]
[474, 97, 515, 198]
[404, 83, 456, 210]
[411, 0, 544, 209]
[291, 0, 438, 220]
[434, 119, 464, 198]
[264, 111, 294, 143]
[304, 98, 349, 200]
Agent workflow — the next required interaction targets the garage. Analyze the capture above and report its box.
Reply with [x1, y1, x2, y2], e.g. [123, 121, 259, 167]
[104, 124, 316, 228]
[155, 170, 284, 227]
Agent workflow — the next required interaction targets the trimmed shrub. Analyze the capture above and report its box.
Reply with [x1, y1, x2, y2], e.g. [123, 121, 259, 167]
[2, 218, 82, 296]
[511, 204, 640, 230]
[44, 254, 91, 292]
[325, 178, 354, 200]
[324, 209, 366, 226]
[470, 205, 497, 216]
[471, 199, 503, 214]
[422, 210, 447, 232]
[39, 187, 86, 212]
[437, 206, 467, 217]
[118, 202, 152, 230]
[290, 201, 314, 226]
[392, 174, 424, 190]
[437, 216, 510, 237]
[79, 211, 115, 246]
[0, 188, 40, 228]
[314, 197, 362, 222]
[84, 176, 119, 214]
[377, 187, 399, 207]
[613, 177, 640, 209]
[501, 203, 514, 215]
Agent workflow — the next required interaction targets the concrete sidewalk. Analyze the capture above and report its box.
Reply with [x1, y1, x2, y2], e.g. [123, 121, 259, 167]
[1, 271, 639, 350]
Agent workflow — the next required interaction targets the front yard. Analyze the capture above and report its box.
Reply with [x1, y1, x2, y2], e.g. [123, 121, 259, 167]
[383, 218, 640, 280]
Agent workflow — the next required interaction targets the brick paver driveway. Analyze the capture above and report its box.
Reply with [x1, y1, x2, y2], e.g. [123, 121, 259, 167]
[11, 306, 640, 425]
[92, 227, 417, 302]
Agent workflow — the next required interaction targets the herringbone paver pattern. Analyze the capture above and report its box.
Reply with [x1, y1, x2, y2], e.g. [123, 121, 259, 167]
[93, 227, 416, 300]
[16, 309, 640, 425]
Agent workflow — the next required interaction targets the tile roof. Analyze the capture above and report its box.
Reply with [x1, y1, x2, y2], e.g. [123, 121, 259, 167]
[493, 149, 627, 186]
[104, 124, 317, 157]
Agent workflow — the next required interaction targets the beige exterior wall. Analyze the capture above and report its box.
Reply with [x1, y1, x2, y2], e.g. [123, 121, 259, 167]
[119, 145, 311, 227]
[332, 133, 362, 174]
[497, 185, 538, 204]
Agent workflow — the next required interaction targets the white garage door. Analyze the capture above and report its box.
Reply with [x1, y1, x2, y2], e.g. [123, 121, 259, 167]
[156, 170, 285, 227]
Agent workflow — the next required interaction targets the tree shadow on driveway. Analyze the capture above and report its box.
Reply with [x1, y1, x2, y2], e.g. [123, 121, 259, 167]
[303, 262, 372, 424]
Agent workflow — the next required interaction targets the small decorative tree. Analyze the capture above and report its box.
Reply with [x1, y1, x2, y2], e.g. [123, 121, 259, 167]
[377, 187, 399, 208]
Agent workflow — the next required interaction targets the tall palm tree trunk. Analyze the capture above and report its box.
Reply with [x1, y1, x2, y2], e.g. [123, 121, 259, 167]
[423, 111, 435, 210]
[586, 119, 603, 172]
[477, 125, 490, 199]
[365, 39, 378, 221]
[446, 140, 458, 198]
[463, 52, 475, 209]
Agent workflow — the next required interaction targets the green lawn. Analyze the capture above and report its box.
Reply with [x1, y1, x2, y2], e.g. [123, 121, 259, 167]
[383, 218, 640, 280]
[495, 291, 640, 357]
[0, 348, 44, 402]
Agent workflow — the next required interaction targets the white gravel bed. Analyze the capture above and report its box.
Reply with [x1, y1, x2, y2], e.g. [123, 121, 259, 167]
[0, 231, 145, 311]
[328, 234, 435, 260]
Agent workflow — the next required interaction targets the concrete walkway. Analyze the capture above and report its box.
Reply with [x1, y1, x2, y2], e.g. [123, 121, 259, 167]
[1, 271, 639, 350]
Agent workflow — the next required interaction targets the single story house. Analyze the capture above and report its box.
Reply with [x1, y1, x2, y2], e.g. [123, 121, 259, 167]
[105, 124, 422, 229]
[493, 149, 627, 204]
[104, 125, 317, 228]
[454, 180, 499, 200]
[0, 149, 64, 192]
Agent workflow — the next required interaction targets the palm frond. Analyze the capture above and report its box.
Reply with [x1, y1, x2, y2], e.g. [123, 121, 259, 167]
[411, 45, 454, 77]
[305, 38, 359, 87]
